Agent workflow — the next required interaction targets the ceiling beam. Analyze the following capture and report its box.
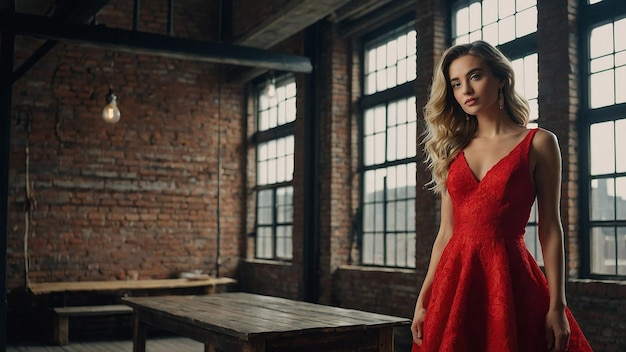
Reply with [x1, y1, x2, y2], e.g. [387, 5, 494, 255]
[228, 0, 351, 83]
[338, 0, 417, 38]
[0, 11, 312, 73]
[329, 0, 391, 23]
[234, 0, 352, 48]
[13, 0, 111, 82]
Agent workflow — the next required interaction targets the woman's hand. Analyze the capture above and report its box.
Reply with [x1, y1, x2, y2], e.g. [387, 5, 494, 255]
[545, 308, 570, 351]
[411, 305, 426, 346]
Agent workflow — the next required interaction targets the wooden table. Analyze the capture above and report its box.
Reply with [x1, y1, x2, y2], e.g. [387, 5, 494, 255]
[122, 292, 410, 352]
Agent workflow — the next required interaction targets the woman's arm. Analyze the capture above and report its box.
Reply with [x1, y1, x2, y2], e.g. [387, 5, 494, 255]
[533, 129, 570, 352]
[411, 189, 454, 346]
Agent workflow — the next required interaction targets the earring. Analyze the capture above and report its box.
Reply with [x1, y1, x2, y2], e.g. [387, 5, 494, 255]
[498, 88, 504, 110]
[465, 113, 470, 121]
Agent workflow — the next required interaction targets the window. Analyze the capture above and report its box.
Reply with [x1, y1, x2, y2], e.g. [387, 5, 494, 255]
[451, 0, 542, 262]
[582, 0, 626, 277]
[255, 76, 296, 260]
[361, 21, 417, 268]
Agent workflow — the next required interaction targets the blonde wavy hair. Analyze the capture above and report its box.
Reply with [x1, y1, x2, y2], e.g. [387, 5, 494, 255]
[422, 40, 530, 193]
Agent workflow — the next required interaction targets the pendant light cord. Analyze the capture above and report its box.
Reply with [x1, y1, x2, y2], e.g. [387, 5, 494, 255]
[215, 0, 223, 278]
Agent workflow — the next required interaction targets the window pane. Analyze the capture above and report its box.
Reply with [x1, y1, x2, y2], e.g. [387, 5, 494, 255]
[591, 178, 615, 221]
[517, 0, 535, 11]
[374, 169, 386, 202]
[516, 7, 537, 38]
[616, 18, 626, 52]
[456, 6, 469, 35]
[483, 0, 498, 24]
[617, 119, 626, 172]
[407, 30, 417, 56]
[591, 227, 616, 275]
[276, 187, 293, 223]
[499, 16, 516, 44]
[469, 2, 482, 31]
[363, 203, 374, 232]
[386, 202, 396, 230]
[374, 203, 384, 231]
[276, 225, 292, 259]
[616, 177, 626, 220]
[256, 227, 273, 259]
[616, 66, 626, 104]
[373, 233, 384, 265]
[590, 122, 615, 175]
[257, 161, 267, 185]
[397, 233, 408, 267]
[590, 70, 615, 108]
[619, 227, 626, 275]
[590, 23, 614, 58]
[499, 0, 515, 18]
[407, 233, 416, 267]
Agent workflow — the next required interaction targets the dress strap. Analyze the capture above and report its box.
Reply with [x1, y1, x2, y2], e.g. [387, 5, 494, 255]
[521, 128, 538, 156]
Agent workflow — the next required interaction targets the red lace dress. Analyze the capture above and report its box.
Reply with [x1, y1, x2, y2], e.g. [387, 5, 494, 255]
[412, 129, 592, 352]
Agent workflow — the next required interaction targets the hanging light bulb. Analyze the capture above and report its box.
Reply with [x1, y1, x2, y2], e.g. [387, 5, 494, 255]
[102, 86, 121, 123]
[102, 56, 121, 124]
[265, 74, 276, 98]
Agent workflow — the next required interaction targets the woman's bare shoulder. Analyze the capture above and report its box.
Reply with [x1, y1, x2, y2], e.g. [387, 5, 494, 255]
[532, 127, 559, 148]
[531, 127, 561, 161]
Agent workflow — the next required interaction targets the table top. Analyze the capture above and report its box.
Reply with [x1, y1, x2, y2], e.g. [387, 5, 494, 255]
[28, 277, 236, 294]
[122, 292, 410, 340]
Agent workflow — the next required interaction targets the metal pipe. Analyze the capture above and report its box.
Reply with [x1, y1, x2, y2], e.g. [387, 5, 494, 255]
[0, 31, 16, 351]
[133, 0, 140, 31]
[167, 0, 174, 35]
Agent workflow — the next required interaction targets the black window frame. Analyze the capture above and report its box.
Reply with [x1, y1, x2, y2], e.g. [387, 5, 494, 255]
[358, 16, 418, 269]
[253, 74, 296, 261]
[578, 0, 626, 279]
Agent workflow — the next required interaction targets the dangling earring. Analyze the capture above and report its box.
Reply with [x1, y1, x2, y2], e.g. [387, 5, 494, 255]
[498, 88, 504, 110]
[465, 113, 470, 121]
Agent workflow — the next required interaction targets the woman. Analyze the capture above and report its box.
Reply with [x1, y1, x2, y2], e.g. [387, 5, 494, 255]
[411, 41, 592, 352]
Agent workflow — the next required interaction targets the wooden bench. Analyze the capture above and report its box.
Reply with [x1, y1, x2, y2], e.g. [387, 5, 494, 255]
[53, 304, 134, 345]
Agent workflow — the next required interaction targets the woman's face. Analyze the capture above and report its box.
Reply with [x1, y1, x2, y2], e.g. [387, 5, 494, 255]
[447, 54, 503, 117]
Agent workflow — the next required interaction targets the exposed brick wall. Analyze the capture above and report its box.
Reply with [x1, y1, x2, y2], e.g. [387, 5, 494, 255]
[413, 0, 448, 280]
[538, 0, 582, 278]
[316, 20, 355, 306]
[568, 280, 626, 351]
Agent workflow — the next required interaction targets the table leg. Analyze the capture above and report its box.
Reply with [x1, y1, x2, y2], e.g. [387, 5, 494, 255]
[378, 326, 394, 352]
[242, 339, 266, 352]
[132, 312, 147, 352]
[204, 342, 213, 352]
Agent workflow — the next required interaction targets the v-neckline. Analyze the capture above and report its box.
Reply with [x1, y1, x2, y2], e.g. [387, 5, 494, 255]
[461, 129, 533, 183]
